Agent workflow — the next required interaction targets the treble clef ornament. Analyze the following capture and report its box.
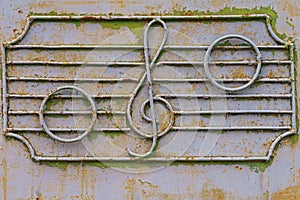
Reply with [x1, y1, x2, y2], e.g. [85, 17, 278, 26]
[127, 18, 175, 158]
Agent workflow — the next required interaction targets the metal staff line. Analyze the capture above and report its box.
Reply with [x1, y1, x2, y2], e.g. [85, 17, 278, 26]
[6, 93, 293, 99]
[5, 60, 292, 65]
[6, 77, 292, 83]
[8, 110, 293, 115]
[6, 44, 288, 49]
[7, 126, 292, 132]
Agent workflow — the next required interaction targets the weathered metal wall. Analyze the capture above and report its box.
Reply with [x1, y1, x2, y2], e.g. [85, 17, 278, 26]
[1, 0, 300, 199]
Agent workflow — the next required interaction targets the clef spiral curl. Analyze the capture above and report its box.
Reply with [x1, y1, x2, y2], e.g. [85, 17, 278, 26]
[127, 18, 175, 158]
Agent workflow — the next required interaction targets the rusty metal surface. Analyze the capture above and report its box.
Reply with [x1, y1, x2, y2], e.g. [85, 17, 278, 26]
[1, 0, 300, 199]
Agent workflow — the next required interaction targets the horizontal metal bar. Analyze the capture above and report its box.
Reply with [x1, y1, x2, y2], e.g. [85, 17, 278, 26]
[8, 110, 126, 115]
[153, 78, 291, 83]
[7, 44, 288, 50]
[6, 77, 139, 82]
[157, 60, 292, 65]
[5, 60, 292, 65]
[6, 77, 291, 83]
[33, 155, 269, 162]
[7, 93, 292, 99]
[5, 61, 144, 65]
[6, 45, 143, 49]
[8, 126, 291, 132]
[164, 45, 288, 50]
[7, 127, 131, 132]
[172, 126, 291, 131]
[158, 94, 293, 98]
[174, 110, 293, 115]
[29, 14, 269, 21]
[7, 94, 131, 98]
[8, 110, 293, 115]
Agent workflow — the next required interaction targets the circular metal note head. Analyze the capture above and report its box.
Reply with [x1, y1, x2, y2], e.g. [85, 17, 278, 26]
[204, 34, 262, 92]
[39, 86, 97, 143]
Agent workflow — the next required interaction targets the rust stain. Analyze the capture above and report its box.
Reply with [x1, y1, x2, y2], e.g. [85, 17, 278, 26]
[230, 66, 248, 79]
[141, 181, 235, 200]
[270, 168, 300, 199]
[271, 185, 300, 199]
[124, 178, 137, 200]
[266, 69, 274, 78]
[277, 0, 300, 17]
[1, 159, 7, 200]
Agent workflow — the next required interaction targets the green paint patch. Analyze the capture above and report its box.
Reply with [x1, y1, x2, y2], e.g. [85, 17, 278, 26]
[99, 21, 144, 31]
[247, 161, 271, 173]
[41, 161, 80, 170]
[41, 160, 164, 169]
[164, 6, 287, 40]
[38, 131, 51, 139]
[286, 18, 295, 30]
[71, 21, 82, 28]
[114, 98, 125, 110]
[88, 131, 123, 140]
[29, 6, 290, 44]
[291, 134, 299, 144]
[171, 160, 272, 173]
[46, 114, 69, 119]
[216, 40, 232, 47]
[45, 98, 64, 111]
[33, 49, 43, 53]
[84, 161, 164, 169]
[201, 114, 211, 119]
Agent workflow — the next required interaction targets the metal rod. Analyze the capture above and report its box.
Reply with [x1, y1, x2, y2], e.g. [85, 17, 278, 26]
[8, 126, 291, 132]
[6, 76, 292, 83]
[7, 93, 293, 99]
[8, 110, 293, 115]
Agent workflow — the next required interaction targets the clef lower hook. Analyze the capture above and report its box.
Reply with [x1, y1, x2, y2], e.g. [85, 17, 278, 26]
[127, 18, 173, 158]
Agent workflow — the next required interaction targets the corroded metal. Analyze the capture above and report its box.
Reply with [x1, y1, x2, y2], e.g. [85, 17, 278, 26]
[2, 14, 296, 162]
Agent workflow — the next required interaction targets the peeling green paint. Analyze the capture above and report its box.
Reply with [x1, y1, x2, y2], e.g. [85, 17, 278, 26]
[88, 131, 124, 140]
[165, 6, 287, 40]
[40, 161, 80, 170]
[114, 98, 125, 110]
[286, 17, 295, 30]
[29, 6, 289, 43]
[45, 98, 64, 111]
[201, 114, 211, 119]
[41, 160, 164, 169]
[291, 134, 299, 144]
[170, 160, 272, 173]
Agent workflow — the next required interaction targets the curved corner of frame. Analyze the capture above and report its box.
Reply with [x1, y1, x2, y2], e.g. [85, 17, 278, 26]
[6, 16, 34, 46]
[264, 14, 290, 46]
[266, 130, 297, 160]
[6, 132, 37, 161]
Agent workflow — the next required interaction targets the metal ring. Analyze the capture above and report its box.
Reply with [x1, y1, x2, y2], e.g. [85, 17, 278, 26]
[139, 97, 174, 138]
[39, 86, 97, 143]
[204, 34, 262, 92]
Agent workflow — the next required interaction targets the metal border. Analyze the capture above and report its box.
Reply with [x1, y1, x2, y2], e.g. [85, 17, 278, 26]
[2, 14, 297, 162]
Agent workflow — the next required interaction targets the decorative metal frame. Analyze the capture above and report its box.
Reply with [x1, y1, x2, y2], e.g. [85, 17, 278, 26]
[2, 14, 297, 162]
